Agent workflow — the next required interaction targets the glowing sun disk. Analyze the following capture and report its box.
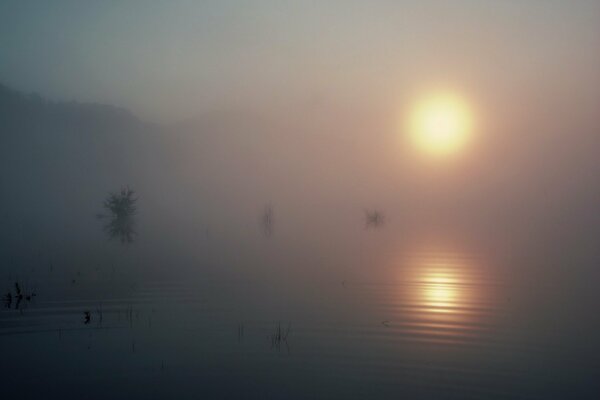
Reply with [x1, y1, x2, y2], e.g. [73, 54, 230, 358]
[408, 92, 474, 157]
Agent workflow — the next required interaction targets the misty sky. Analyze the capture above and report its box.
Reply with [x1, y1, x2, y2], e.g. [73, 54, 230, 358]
[1, 0, 599, 121]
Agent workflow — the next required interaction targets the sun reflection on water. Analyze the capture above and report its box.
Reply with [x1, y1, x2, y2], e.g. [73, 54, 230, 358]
[392, 249, 491, 330]
[422, 271, 458, 310]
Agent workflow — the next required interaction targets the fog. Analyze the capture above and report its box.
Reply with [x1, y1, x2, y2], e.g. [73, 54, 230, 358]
[2, 76, 599, 285]
[1, 2, 600, 399]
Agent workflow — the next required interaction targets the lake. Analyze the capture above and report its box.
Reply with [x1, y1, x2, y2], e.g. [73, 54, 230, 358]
[2, 225, 599, 399]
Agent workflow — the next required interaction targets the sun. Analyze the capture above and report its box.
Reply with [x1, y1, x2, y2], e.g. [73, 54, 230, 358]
[407, 92, 474, 157]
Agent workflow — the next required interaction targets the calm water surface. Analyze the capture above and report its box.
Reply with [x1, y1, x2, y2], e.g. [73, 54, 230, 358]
[1, 237, 599, 399]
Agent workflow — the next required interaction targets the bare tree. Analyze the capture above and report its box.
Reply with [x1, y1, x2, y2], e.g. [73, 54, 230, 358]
[364, 209, 384, 229]
[98, 186, 138, 243]
[261, 204, 274, 237]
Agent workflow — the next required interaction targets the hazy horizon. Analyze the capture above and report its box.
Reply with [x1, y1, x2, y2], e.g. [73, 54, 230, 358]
[1, 2, 600, 399]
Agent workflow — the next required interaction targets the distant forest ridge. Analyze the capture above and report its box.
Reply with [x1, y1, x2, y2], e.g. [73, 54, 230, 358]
[0, 82, 139, 127]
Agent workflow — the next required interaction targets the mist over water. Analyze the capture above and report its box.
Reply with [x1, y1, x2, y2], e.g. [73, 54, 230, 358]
[2, 1, 600, 398]
[1, 82, 599, 399]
